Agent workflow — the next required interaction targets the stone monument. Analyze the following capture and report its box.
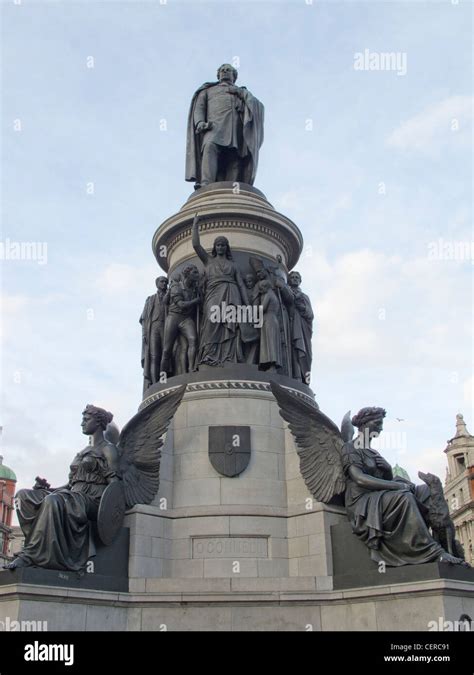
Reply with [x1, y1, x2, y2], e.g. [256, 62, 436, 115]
[1, 65, 473, 632]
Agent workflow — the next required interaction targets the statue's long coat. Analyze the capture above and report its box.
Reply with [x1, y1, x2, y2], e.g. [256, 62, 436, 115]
[185, 81, 264, 185]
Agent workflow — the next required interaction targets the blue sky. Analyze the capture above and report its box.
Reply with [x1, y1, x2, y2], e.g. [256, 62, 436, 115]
[1, 0, 472, 491]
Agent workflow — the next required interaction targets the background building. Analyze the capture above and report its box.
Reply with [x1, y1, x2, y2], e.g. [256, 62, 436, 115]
[444, 414, 474, 566]
[393, 464, 411, 482]
[0, 455, 17, 565]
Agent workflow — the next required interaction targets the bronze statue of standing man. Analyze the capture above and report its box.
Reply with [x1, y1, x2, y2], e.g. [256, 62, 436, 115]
[140, 276, 169, 391]
[288, 271, 314, 383]
[185, 64, 264, 189]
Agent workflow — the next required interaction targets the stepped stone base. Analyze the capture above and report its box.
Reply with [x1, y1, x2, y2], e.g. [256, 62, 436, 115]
[1, 574, 473, 631]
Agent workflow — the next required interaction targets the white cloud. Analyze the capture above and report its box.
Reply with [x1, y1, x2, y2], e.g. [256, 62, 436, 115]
[402, 445, 449, 485]
[464, 376, 474, 415]
[386, 95, 472, 154]
[0, 293, 29, 340]
[307, 249, 401, 361]
[96, 262, 157, 294]
[297, 248, 471, 370]
[0, 293, 28, 314]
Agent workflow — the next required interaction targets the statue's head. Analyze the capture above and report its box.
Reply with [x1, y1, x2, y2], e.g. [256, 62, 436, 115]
[182, 263, 200, 284]
[288, 271, 302, 288]
[217, 63, 238, 84]
[259, 279, 272, 293]
[244, 273, 256, 289]
[351, 407, 386, 437]
[155, 276, 168, 291]
[211, 236, 233, 259]
[81, 405, 113, 435]
[256, 267, 269, 281]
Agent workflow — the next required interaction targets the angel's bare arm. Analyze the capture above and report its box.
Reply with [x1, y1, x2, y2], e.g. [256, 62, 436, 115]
[176, 296, 200, 310]
[348, 465, 409, 491]
[192, 214, 208, 265]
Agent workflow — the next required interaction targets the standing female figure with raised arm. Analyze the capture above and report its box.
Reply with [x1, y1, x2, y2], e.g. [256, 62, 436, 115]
[192, 213, 249, 366]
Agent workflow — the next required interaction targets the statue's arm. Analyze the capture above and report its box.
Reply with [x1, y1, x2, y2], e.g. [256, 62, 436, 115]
[192, 214, 208, 265]
[348, 465, 408, 492]
[233, 86, 250, 102]
[278, 282, 294, 307]
[193, 89, 208, 129]
[296, 293, 314, 321]
[139, 297, 149, 326]
[176, 294, 199, 310]
[305, 302, 315, 322]
[277, 282, 295, 319]
[235, 86, 260, 117]
[50, 484, 69, 492]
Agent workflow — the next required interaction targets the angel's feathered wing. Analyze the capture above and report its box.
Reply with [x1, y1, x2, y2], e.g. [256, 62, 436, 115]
[270, 382, 346, 503]
[118, 385, 186, 509]
[340, 411, 354, 443]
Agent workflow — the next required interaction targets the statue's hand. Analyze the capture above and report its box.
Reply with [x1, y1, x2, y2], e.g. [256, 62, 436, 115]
[394, 476, 417, 493]
[294, 294, 305, 308]
[227, 85, 243, 98]
[389, 479, 416, 493]
[196, 121, 212, 134]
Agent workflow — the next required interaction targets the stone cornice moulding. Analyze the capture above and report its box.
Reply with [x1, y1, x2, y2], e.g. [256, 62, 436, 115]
[139, 380, 318, 412]
[152, 184, 303, 272]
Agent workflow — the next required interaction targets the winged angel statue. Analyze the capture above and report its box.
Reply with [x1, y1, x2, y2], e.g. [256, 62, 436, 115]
[5, 385, 186, 573]
[270, 382, 468, 567]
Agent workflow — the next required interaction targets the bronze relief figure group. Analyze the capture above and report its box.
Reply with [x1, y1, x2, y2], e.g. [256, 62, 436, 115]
[140, 214, 314, 389]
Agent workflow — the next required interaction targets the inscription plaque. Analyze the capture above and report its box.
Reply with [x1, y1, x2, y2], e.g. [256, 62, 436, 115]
[192, 537, 268, 559]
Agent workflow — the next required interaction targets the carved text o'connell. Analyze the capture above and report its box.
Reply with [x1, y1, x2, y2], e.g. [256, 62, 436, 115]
[192, 537, 268, 559]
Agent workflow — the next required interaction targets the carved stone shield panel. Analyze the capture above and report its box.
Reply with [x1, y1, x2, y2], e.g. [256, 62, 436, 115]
[208, 426, 251, 477]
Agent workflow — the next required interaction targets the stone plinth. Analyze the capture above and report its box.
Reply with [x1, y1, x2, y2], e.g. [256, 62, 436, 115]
[332, 521, 474, 589]
[124, 367, 344, 581]
[0, 527, 129, 593]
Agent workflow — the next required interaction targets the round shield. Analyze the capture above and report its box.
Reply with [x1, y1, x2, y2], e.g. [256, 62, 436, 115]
[97, 481, 126, 546]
